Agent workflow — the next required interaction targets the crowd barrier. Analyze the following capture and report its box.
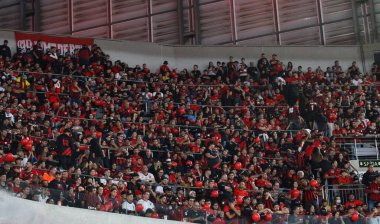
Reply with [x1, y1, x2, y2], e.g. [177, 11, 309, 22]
[322, 184, 368, 207]
[1, 187, 377, 224]
[1, 181, 378, 224]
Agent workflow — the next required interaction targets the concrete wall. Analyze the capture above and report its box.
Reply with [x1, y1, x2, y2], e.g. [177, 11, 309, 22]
[0, 30, 363, 73]
[0, 190, 182, 224]
[363, 43, 380, 72]
[0, 30, 17, 54]
[171, 45, 362, 74]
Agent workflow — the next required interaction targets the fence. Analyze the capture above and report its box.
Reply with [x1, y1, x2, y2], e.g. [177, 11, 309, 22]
[321, 184, 368, 206]
[0, 188, 375, 224]
[335, 136, 380, 160]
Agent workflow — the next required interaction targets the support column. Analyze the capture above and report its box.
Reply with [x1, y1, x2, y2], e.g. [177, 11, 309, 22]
[107, 0, 113, 39]
[272, 0, 281, 45]
[148, 0, 153, 42]
[351, 0, 361, 45]
[193, 0, 201, 45]
[34, 0, 41, 32]
[177, 0, 185, 45]
[69, 0, 73, 35]
[368, 0, 378, 43]
[230, 0, 237, 45]
[20, 0, 26, 30]
[316, 0, 325, 45]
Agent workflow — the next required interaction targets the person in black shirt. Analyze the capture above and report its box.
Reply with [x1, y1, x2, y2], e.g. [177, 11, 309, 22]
[56, 128, 76, 170]
[362, 165, 377, 187]
[185, 201, 206, 223]
[204, 144, 220, 177]
[0, 40, 11, 59]
[48, 171, 66, 201]
[90, 131, 105, 167]
[241, 196, 253, 224]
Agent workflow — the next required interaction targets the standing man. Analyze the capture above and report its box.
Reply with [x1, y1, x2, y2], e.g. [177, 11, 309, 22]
[90, 131, 105, 167]
[56, 128, 75, 170]
[78, 45, 91, 67]
[0, 40, 11, 59]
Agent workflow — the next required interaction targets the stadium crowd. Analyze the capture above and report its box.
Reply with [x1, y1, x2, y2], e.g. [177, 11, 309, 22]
[0, 38, 380, 224]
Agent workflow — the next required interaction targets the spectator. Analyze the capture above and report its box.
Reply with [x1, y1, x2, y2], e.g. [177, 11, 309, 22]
[56, 128, 76, 170]
[0, 40, 11, 59]
[362, 165, 377, 187]
[137, 191, 155, 213]
[89, 131, 105, 167]
[121, 191, 135, 214]
[367, 174, 380, 211]
[78, 45, 91, 67]
[138, 165, 155, 184]
[344, 194, 363, 209]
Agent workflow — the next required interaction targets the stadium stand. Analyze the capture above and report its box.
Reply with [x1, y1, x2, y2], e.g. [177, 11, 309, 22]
[0, 38, 380, 224]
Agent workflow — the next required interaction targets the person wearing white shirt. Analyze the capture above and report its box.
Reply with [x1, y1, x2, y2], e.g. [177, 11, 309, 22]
[155, 176, 170, 194]
[138, 165, 156, 184]
[5, 108, 14, 124]
[121, 192, 136, 214]
[137, 192, 155, 213]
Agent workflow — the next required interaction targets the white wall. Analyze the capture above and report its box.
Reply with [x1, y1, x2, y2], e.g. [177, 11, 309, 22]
[363, 43, 380, 72]
[0, 30, 363, 74]
[94, 39, 167, 73]
[0, 190, 183, 224]
[0, 30, 16, 54]
[171, 45, 362, 73]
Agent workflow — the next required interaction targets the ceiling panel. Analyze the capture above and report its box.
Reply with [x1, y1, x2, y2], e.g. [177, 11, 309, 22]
[73, 0, 108, 31]
[72, 25, 109, 39]
[0, 1, 20, 30]
[281, 26, 321, 45]
[152, 0, 177, 14]
[237, 35, 276, 46]
[40, 0, 70, 34]
[321, 0, 352, 23]
[278, 0, 318, 31]
[235, 0, 275, 40]
[113, 18, 149, 42]
[199, 0, 232, 44]
[152, 12, 179, 44]
[375, 0, 380, 39]
[324, 19, 355, 44]
[112, 0, 148, 23]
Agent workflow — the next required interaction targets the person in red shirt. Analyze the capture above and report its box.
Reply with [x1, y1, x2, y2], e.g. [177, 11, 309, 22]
[337, 170, 352, 185]
[234, 181, 249, 200]
[19, 161, 37, 183]
[344, 194, 363, 209]
[367, 175, 380, 211]
[324, 160, 341, 185]
[160, 61, 170, 75]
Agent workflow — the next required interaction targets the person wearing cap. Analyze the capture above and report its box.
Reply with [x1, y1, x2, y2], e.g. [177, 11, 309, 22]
[56, 128, 75, 170]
